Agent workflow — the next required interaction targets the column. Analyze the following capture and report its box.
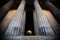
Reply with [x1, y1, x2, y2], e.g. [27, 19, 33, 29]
[5, 0, 25, 36]
[34, 0, 55, 36]
[45, 1, 60, 24]
[45, 1, 60, 37]
[0, 0, 14, 22]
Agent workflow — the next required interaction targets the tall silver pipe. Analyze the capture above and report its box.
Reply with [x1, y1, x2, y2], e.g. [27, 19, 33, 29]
[33, 11, 39, 35]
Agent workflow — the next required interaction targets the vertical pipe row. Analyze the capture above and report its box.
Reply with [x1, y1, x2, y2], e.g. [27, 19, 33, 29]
[34, 0, 55, 36]
[5, 0, 25, 36]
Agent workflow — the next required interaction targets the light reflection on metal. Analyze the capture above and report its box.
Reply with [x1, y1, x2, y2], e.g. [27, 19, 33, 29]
[27, 30, 32, 35]
[9, 10, 16, 12]
[1, 10, 16, 32]
[43, 10, 59, 33]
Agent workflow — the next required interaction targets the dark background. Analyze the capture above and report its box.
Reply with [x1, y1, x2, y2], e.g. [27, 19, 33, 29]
[0, 0, 60, 9]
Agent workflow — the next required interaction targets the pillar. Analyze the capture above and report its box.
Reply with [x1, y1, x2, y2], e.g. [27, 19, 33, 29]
[45, 1, 60, 24]
[5, 0, 25, 36]
[34, 0, 55, 36]
[0, 0, 14, 22]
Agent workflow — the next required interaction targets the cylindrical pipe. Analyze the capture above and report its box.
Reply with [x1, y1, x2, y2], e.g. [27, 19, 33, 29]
[33, 11, 39, 35]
